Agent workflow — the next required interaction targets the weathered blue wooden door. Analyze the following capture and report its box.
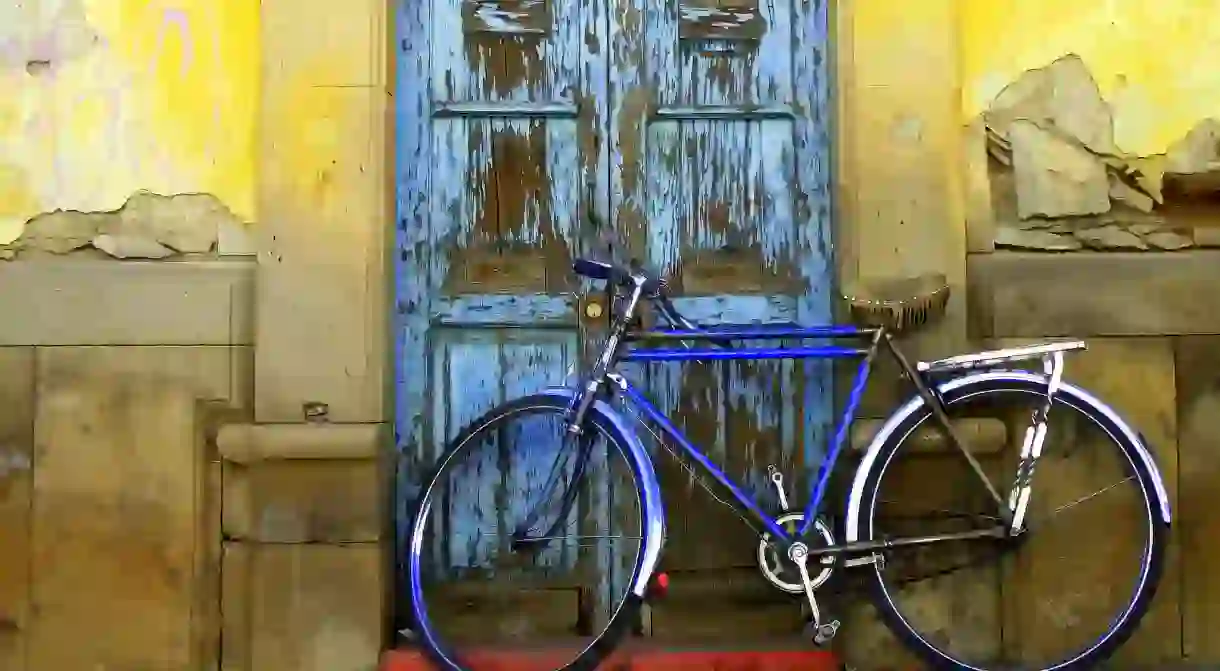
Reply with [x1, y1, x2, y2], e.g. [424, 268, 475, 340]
[396, 0, 833, 636]
[606, 0, 834, 588]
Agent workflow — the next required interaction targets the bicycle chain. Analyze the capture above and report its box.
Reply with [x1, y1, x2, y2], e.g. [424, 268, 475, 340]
[847, 509, 1016, 593]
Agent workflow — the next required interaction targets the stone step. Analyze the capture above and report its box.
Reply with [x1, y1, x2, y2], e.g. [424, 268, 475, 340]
[383, 643, 841, 671]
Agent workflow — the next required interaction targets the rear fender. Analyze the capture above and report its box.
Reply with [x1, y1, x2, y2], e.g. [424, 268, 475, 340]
[843, 371, 1172, 543]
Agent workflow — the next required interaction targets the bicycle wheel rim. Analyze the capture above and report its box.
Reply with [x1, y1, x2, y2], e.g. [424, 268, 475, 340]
[861, 385, 1163, 671]
[407, 400, 647, 671]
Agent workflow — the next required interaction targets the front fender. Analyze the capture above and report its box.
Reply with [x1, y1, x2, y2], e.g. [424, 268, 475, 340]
[843, 371, 1172, 543]
[542, 386, 666, 597]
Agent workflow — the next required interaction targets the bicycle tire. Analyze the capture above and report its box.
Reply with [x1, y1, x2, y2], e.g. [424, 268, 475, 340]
[852, 375, 1169, 670]
[404, 392, 659, 671]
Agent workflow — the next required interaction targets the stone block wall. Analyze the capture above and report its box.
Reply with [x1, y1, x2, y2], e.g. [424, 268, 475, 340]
[0, 0, 393, 669]
[0, 261, 253, 670]
[831, 6, 1220, 661]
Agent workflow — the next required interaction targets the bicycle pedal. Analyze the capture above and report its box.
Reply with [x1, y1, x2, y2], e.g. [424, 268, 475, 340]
[812, 619, 840, 647]
[645, 571, 670, 601]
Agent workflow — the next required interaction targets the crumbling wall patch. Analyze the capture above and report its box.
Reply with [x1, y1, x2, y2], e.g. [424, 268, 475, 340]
[1, 190, 246, 261]
[980, 54, 1220, 252]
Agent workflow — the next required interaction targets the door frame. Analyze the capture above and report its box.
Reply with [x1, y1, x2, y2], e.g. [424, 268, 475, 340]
[391, 0, 841, 632]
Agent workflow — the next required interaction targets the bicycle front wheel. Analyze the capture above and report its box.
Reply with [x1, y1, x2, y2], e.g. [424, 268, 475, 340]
[405, 393, 653, 671]
[853, 375, 1168, 670]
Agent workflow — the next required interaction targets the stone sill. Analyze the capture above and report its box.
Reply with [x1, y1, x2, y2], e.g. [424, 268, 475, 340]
[967, 250, 1220, 338]
[0, 258, 255, 346]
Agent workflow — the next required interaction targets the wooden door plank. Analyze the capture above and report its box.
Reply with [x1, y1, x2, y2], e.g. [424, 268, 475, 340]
[612, 0, 834, 607]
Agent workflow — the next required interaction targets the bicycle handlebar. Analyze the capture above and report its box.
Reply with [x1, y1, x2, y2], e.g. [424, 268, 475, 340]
[571, 257, 733, 347]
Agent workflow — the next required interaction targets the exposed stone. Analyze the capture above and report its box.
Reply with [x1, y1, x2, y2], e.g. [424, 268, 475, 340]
[995, 225, 1082, 251]
[1163, 121, 1220, 199]
[1109, 174, 1155, 213]
[1164, 171, 1220, 197]
[1166, 119, 1220, 175]
[17, 209, 111, 254]
[1074, 225, 1147, 250]
[987, 159, 1018, 221]
[112, 191, 227, 254]
[1101, 205, 1165, 229]
[2, 190, 243, 261]
[1010, 120, 1111, 219]
[218, 219, 257, 256]
[1128, 223, 1162, 236]
[1011, 216, 1057, 231]
[1144, 230, 1194, 250]
[91, 233, 175, 260]
[1192, 226, 1220, 248]
[1127, 155, 1166, 204]
[1045, 220, 1081, 234]
[985, 54, 1117, 156]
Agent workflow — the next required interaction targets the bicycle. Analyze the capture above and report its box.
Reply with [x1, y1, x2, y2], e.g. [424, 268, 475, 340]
[405, 257, 1172, 671]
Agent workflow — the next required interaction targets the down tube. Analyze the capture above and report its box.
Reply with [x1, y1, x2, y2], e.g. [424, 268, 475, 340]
[798, 353, 874, 537]
[618, 381, 794, 542]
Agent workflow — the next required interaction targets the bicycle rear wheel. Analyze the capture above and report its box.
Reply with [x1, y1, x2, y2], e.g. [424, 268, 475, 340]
[853, 375, 1168, 670]
[405, 393, 652, 671]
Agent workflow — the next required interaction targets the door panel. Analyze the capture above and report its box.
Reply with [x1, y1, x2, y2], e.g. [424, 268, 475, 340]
[611, 0, 834, 573]
[396, 0, 613, 633]
[426, 330, 580, 568]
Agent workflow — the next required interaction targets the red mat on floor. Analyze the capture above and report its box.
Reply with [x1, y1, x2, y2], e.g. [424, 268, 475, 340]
[384, 646, 840, 670]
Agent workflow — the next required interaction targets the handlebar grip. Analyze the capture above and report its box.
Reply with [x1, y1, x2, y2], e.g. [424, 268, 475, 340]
[572, 258, 633, 288]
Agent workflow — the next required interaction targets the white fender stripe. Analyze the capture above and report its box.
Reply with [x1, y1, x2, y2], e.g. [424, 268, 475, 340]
[843, 371, 1172, 543]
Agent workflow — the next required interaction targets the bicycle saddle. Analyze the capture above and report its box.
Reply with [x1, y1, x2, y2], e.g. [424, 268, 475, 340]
[841, 273, 950, 332]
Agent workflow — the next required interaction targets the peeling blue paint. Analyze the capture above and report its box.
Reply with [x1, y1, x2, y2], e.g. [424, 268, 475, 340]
[426, 332, 579, 571]
[433, 294, 577, 325]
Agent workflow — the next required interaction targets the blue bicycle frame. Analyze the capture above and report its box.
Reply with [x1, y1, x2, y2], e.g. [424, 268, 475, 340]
[612, 323, 884, 544]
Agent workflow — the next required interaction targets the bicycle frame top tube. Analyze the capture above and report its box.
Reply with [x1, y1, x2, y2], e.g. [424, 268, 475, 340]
[569, 262, 1008, 549]
[605, 326, 887, 544]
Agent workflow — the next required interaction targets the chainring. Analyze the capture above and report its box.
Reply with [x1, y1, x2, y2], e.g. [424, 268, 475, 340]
[757, 513, 838, 594]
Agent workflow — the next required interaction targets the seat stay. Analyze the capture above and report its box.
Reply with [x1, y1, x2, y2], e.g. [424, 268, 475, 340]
[917, 340, 1087, 374]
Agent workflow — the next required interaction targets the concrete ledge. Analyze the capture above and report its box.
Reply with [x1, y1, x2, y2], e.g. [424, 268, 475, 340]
[0, 259, 254, 346]
[217, 422, 385, 462]
[968, 251, 1220, 338]
[222, 458, 382, 542]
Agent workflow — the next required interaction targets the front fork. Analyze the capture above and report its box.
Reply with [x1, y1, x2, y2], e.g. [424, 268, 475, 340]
[516, 282, 646, 548]
[565, 281, 645, 434]
[1005, 350, 1066, 535]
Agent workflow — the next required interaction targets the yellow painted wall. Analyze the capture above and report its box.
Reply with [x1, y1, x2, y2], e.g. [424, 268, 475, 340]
[960, 1, 1220, 157]
[0, 0, 258, 245]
